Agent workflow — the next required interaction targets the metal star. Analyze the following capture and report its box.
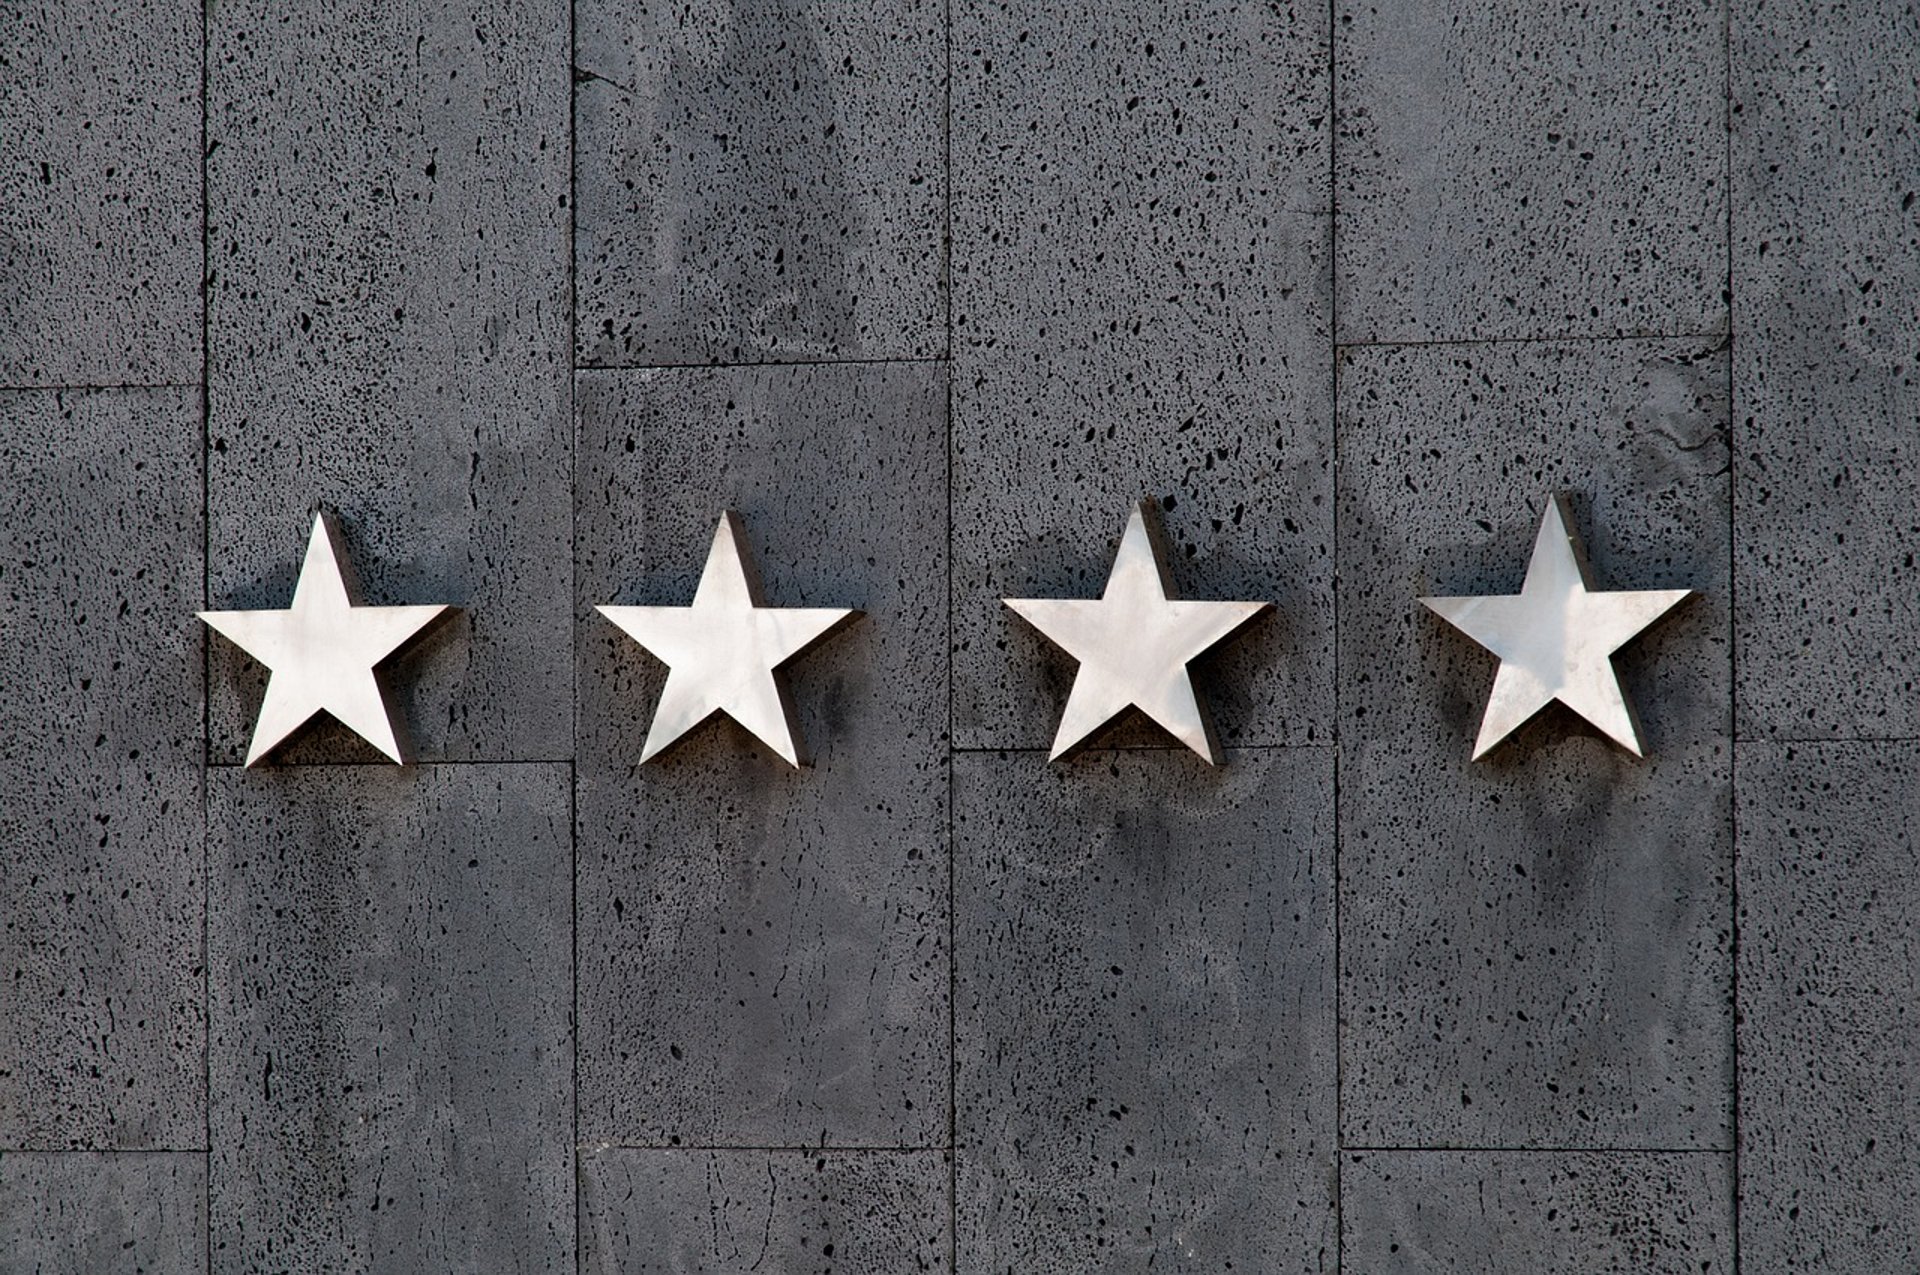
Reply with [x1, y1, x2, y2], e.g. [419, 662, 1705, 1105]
[1005, 500, 1272, 764]
[200, 511, 456, 766]
[597, 511, 861, 767]
[1421, 493, 1694, 760]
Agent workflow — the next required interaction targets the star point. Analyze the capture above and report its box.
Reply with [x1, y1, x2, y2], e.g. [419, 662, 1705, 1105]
[598, 511, 861, 767]
[1421, 494, 1693, 760]
[199, 511, 455, 766]
[1005, 500, 1272, 764]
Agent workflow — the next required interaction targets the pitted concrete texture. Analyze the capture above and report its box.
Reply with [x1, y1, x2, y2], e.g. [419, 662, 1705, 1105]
[206, 764, 572, 1275]
[0, 388, 204, 1150]
[950, 0, 1334, 753]
[1738, 740, 1920, 1271]
[1336, 338, 1732, 1150]
[0, 1, 200, 387]
[575, 0, 946, 366]
[1732, 3, 1920, 740]
[0, 1151, 206, 1274]
[575, 363, 948, 1147]
[1335, 0, 1726, 344]
[954, 750, 1336, 1273]
[581, 1149, 950, 1273]
[205, 0, 572, 764]
[1341, 1150, 1734, 1272]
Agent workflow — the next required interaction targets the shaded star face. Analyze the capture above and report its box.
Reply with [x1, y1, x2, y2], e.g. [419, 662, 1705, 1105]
[199, 512, 455, 765]
[1421, 494, 1693, 759]
[597, 511, 862, 767]
[1004, 500, 1272, 764]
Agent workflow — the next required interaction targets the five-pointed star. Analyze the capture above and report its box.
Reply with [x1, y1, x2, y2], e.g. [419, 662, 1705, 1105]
[1421, 494, 1693, 760]
[597, 511, 861, 767]
[199, 511, 455, 766]
[1004, 500, 1272, 764]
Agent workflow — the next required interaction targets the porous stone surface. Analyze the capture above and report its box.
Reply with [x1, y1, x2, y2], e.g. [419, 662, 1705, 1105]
[581, 1149, 950, 1273]
[206, 764, 572, 1274]
[575, 0, 946, 366]
[953, 749, 1336, 1273]
[1334, 0, 1726, 344]
[1341, 1150, 1734, 1272]
[0, 388, 203, 1150]
[950, 0, 1333, 752]
[0, 1151, 207, 1274]
[575, 363, 948, 1147]
[205, 0, 571, 764]
[1732, 4, 1920, 740]
[1336, 338, 1733, 1149]
[0, 1, 200, 387]
[1737, 740, 1920, 1271]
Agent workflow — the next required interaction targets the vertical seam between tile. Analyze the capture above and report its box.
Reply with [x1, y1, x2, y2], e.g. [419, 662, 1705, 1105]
[1724, 0, 1741, 1267]
[568, 0, 583, 1268]
[944, 2, 959, 1269]
[1328, 0, 1346, 1265]
[200, 0, 214, 1264]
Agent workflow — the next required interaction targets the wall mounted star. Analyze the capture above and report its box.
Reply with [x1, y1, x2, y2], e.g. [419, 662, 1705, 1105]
[1004, 500, 1272, 764]
[597, 511, 862, 767]
[1421, 493, 1694, 760]
[200, 511, 457, 766]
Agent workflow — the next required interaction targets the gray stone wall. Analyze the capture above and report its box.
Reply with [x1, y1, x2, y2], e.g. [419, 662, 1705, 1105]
[1, 0, 1914, 1270]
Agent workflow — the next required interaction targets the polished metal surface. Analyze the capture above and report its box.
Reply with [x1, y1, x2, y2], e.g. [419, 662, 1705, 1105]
[1421, 493, 1693, 759]
[597, 510, 862, 767]
[199, 511, 456, 766]
[1004, 500, 1272, 764]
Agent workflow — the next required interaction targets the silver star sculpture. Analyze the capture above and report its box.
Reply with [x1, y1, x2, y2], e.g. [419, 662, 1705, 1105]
[1005, 500, 1272, 764]
[200, 511, 456, 766]
[1421, 493, 1693, 760]
[597, 511, 861, 767]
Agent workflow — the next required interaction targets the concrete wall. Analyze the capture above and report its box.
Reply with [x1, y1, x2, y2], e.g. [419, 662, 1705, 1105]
[2, 0, 1915, 1270]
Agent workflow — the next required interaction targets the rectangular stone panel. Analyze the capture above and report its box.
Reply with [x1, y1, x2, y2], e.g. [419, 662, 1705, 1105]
[1341, 1150, 1733, 1272]
[581, 1149, 949, 1273]
[951, 0, 1333, 752]
[954, 749, 1336, 1273]
[575, 0, 946, 366]
[1336, 338, 1732, 1149]
[1732, 5, 1920, 739]
[1737, 740, 1920, 1270]
[206, 0, 571, 763]
[1334, 0, 1726, 344]
[0, 1151, 206, 1273]
[0, 387, 203, 1150]
[575, 363, 948, 1147]
[0, 1, 200, 386]
[207, 764, 572, 1274]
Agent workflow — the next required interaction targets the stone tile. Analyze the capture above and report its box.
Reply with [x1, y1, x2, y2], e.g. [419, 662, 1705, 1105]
[0, 388, 203, 1150]
[581, 1149, 949, 1274]
[1334, 0, 1726, 344]
[0, 1151, 206, 1274]
[1341, 1150, 1734, 1273]
[952, 0, 1333, 752]
[1732, 6, 1920, 740]
[1336, 338, 1733, 1149]
[1737, 740, 1920, 1271]
[206, 764, 572, 1274]
[205, 0, 570, 764]
[954, 750, 1336, 1273]
[575, 363, 948, 1147]
[0, 1, 200, 387]
[575, 0, 945, 366]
